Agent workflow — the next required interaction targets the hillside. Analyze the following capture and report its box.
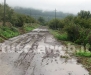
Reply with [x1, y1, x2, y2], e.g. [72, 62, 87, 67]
[14, 7, 74, 21]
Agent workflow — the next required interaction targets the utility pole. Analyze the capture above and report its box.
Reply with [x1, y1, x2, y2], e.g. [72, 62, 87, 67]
[55, 9, 56, 29]
[30, 10, 31, 16]
[3, 0, 6, 26]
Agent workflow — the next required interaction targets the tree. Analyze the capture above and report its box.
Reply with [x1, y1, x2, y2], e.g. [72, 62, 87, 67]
[38, 17, 45, 25]
[78, 10, 91, 19]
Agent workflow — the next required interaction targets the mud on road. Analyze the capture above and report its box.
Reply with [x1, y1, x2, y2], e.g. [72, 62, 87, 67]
[0, 27, 89, 75]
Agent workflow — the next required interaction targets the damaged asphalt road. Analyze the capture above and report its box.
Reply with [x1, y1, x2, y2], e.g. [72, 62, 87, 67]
[0, 27, 89, 75]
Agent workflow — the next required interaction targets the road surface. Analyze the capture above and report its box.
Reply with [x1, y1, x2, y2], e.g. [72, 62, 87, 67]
[0, 27, 89, 75]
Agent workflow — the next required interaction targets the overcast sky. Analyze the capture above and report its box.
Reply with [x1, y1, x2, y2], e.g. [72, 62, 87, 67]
[0, 0, 91, 14]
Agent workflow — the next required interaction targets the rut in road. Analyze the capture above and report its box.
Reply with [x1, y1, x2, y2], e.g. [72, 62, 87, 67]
[0, 27, 89, 75]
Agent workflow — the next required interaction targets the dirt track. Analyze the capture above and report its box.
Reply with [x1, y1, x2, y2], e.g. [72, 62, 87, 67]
[0, 27, 89, 75]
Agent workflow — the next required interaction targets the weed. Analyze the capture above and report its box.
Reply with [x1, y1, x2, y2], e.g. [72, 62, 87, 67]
[76, 51, 91, 57]
[50, 30, 68, 41]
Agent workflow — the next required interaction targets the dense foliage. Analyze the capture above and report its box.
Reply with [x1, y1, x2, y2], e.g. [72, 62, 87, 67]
[38, 17, 45, 25]
[0, 4, 37, 27]
[48, 10, 91, 51]
[0, 4, 39, 42]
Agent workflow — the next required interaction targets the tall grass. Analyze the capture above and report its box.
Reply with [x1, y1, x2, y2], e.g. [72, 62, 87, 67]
[76, 51, 91, 57]
[24, 23, 39, 32]
[0, 26, 19, 38]
[50, 30, 68, 41]
[0, 23, 40, 42]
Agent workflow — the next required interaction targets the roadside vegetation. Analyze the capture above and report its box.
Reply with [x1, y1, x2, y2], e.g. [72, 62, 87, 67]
[0, 4, 39, 42]
[49, 10, 91, 52]
[48, 10, 91, 74]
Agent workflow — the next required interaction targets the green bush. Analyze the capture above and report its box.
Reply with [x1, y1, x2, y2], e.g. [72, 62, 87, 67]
[74, 17, 91, 28]
[86, 34, 91, 51]
[48, 19, 65, 30]
[65, 23, 81, 42]
[74, 28, 89, 44]
[58, 20, 65, 29]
